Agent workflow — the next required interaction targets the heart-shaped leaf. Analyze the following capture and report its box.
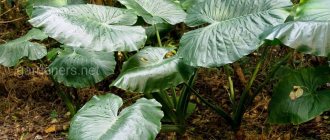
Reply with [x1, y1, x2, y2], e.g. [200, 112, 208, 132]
[49, 47, 116, 88]
[69, 93, 163, 140]
[0, 28, 48, 67]
[262, 0, 330, 57]
[268, 66, 330, 125]
[111, 47, 195, 93]
[26, 0, 87, 17]
[177, 0, 292, 67]
[29, 4, 147, 52]
[118, 0, 186, 25]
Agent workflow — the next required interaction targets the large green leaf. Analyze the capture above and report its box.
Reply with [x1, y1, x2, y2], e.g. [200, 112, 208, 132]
[268, 66, 330, 125]
[263, 0, 330, 57]
[29, 4, 147, 52]
[111, 47, 194, 93]
[177, 0, 292, 67]
[69, 93, 163, 140]
[26, 0, 87, 17]
[118, 0, 186, 25]
[0, 28, 48, 67]
[49, 47, 116, 88]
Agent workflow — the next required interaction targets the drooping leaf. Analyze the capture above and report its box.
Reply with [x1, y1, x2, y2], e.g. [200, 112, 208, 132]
[26, 0, 87, 17]
[49, 47, 116, 88]
[69, 93, 163, 140]
[177, 0, 292, 67]
[262, 0, 330, 57]
[111, 47, 195, 93]
[0, 28, 48, 67]
[268, 66, 330, 125]
[29, 4, 147, 52]
[118, 0, 186, 25]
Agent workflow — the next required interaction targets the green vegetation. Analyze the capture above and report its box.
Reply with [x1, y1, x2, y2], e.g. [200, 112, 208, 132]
[0, 0, 329, 139]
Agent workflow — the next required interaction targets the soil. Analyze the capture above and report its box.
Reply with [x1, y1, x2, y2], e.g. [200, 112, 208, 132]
[1, 1, 330, 140]
[1, 64, 330, 140]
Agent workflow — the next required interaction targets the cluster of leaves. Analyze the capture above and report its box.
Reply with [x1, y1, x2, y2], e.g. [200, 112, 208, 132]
[0, 0, 330, 139]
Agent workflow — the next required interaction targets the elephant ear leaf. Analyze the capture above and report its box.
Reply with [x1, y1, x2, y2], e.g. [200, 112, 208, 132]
[118, 0, 186, 25]
[177, 0, 292, 68]
[262, 0, 330, 57]
[69, 93, 163, 140]
[268, 66, 330, 125]
[29, 4, 146, 52]
[0, 28, 48, 67]
[26, 0, 87, 17]
[111, 47, 195, 93]
[49, 47, 116, 88]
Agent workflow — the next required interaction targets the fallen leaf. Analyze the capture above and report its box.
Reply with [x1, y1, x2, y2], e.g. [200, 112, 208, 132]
[45, 125, 56, 133]
[289, 86, 304, 100]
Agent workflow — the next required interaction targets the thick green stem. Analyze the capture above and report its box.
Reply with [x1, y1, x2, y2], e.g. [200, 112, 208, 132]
[232, 46, 269, 130]
[160, 90, 174, 109]
[184, 83, 235, 126]
[171, 87, 177, 107]
[58, 92, 76, 117]
[152, 92, 177, 123]
[154, 24, 162, 47]
[176, 69, 197, 124]
[224, 65, 235, 104]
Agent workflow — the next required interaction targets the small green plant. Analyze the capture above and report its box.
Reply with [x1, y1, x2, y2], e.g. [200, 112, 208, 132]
[0, 0, 330, 139]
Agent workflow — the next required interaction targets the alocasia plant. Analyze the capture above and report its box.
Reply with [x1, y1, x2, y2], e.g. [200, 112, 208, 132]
[69, 93, 164, 140]
[49, 47, 116, 88]
[29, 4, 147, 52]
[111, 47, 194, 93]
[177, 0, 292, 67]
[118, 0, 186, 25]
[263, 0, 330, 57]
[269, 66, 330, 124]
[26, 0, 87, 17]
[264, 0, 330, 125]
[0, 28, 48, 67]
[1, 0, 330, 139]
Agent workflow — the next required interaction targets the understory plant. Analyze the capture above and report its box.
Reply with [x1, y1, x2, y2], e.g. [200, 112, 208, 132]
[0, 0, 329, 139]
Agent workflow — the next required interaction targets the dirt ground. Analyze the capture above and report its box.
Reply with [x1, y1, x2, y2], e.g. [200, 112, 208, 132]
[1, 65, 330, 140]
[1, 1, 330, 139]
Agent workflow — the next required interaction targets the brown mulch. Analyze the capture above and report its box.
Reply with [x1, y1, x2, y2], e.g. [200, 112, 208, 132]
[1, 65, 330, 140]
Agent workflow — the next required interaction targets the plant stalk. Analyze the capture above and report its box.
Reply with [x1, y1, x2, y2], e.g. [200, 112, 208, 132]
[184, 83, 235, 126]
[224, 65, 235, 104]
[154, 24, 163, 47]
[58, 92, 76, 117]
[171, 87, 177, 107]
[176, 69, 197, 124]
[152, 92, 177, 123]
[160, 90, 174, 109]
[232, 46, 269, 130]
